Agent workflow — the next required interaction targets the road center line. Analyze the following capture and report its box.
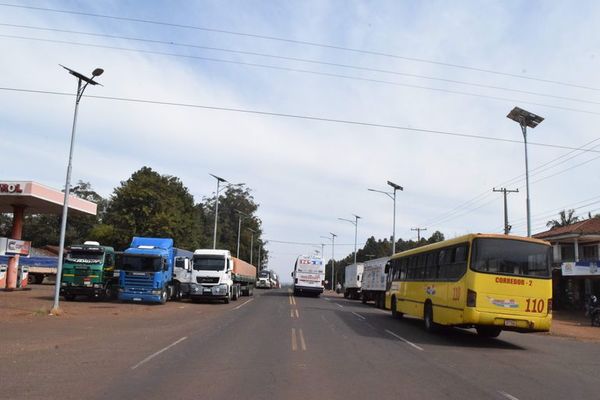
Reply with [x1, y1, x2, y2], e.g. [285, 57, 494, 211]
[131, 336, 188, 370]
[498, 391, 520, 400]
[291, 328, 298, 351]
[295, 309, 299, 318]
[352, 311, 366, 320]
[384, 329, 424, 351]
[299, 329, 307, 351]
[233, 298, 254, 310]
[336, 303, 344, 308]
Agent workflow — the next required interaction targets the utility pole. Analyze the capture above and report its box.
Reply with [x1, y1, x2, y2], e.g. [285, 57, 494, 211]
[411, 227, 427, 242]
[493, 187, 519, 234]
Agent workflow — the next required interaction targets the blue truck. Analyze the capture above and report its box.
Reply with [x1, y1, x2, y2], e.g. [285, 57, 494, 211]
[117, 237, 193, 304]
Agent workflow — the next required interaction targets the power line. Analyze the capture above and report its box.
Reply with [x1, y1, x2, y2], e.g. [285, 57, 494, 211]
[3, 86, 600, 154]
[2, 22, 599, 107]
[1, 2, 598, 91]
[4, 34, 600, 118]
[420, 137, 600, 228]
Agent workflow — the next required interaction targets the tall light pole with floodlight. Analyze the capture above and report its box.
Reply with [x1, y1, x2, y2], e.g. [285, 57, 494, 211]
[320, 234, 337, 290]
[52, 65, 103, 314]
[368, 180, 403, 255]
[339, 214, 361, 266]
[507, 107, 544, 237]
[210, 174, 227, 249]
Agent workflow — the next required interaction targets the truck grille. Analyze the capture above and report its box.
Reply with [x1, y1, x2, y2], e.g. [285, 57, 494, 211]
[124, 273, 154, 291]
[196, 276, 219, 284]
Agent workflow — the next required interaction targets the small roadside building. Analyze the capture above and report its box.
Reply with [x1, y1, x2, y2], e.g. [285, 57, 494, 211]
[533, 217, 600, 310]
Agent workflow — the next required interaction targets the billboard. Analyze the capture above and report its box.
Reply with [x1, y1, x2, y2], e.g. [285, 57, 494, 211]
[561, 261, 600, 277]
[0, 237, 31, 256]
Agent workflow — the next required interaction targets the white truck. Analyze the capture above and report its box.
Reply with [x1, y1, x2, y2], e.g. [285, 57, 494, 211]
[257, 269, 278, 289]
[360, 257, 390, 308]
[187, 249, 256, 303]
[292, 255, 324, 297]
[343, 263, 364, 300]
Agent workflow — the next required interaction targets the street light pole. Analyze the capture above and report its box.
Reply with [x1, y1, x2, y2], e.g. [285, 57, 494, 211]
[331, 233, 337, 291]
[210, 174, 227, 249]
[339, 215, 361, 266]
[235, 209, 247, 258]
[507, 107, 544, 237]
[52, 65, 103, 314]
[368, 180, 403, 255]
[247, 228, 256, 265]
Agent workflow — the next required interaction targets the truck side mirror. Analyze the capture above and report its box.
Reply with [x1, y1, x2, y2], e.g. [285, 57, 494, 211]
[291, 272, 293, 277]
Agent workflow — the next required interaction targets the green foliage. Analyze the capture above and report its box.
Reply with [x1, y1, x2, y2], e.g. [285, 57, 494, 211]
[546, 209, 579, 229]
[102, 167, 203, 250]
[201, 184, 267, 267]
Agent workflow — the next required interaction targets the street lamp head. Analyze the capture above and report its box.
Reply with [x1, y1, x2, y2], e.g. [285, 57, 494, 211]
[60, 64, 101, 85]
[209, 173, 228, 183]
[92, 68, 104, 77]
[507, 107, 544, 129]
[387, 180, 404, 191]
[353, 214, 361, 220]
[330, 232, 337, 238]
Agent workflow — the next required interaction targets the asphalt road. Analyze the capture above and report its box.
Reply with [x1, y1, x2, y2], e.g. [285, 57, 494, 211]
[2, 288, 599, 400]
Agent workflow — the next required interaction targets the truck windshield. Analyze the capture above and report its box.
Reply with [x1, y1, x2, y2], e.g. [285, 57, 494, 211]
[65, 251, 104, 264]
[120, 255, 162, 272]
[259, 271, 270, 278]
[471, 238, 551, 278]
[193, 256, 226, 271]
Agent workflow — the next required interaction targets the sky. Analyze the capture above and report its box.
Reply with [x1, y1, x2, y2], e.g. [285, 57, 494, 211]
[2, 1, 600, 282]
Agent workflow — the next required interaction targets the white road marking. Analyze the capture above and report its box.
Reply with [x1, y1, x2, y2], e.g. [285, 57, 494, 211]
[352, 311, 366, 320]
[336, 303, 344, 308]
[385, 329, 424, 351]
[295, 309, 299, 318]
[324, 297, 331, 301]
[298, 329, 307, 351]
[290, 309, 294, 318]
[233, 298, 254, 310]
[131, 336, 188, 370]
[291, 328, 298, 351]
[498, 391, 520, 400]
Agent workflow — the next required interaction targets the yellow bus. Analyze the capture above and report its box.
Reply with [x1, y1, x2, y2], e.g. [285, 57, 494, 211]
[385, 233, 552, 337]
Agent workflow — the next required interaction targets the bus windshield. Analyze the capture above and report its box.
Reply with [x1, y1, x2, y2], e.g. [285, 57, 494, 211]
[471, 238, 551, 278]
[193, 256, 226, 271]
[120, 255, 162, 272]
[65, 251, 104, 264]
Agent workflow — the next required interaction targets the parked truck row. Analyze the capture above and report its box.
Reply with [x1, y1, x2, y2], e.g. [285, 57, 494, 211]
[59, 237, 257, 305]
[343, 257, 390, 309]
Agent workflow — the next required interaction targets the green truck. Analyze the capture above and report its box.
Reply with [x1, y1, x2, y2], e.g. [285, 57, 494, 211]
[60, 241, 118, 301]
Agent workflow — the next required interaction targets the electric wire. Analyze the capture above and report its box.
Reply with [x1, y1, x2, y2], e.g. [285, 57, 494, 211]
[3, 86, 600, 154]
[1, 22, 599, 107]
[3, 33, 600, 118]
[1, 2, 599, 91]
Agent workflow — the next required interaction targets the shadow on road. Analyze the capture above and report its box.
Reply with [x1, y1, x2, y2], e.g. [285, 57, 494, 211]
[304, 300, 527, 350]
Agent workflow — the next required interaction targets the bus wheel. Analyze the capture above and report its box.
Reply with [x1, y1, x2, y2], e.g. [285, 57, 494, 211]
[476, 326, 501, 338]
[424, 303, 438, 332]
[391, 297, 403, 318]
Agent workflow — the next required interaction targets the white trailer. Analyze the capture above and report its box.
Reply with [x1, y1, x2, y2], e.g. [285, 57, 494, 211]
[361, 257, 389, 308]
[343, 263, 364, 300]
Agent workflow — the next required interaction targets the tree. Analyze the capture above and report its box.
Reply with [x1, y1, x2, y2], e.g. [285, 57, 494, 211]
[201, 184, 267, 266]
[102, 167, 203, 250]
[546, 209, 579, 229]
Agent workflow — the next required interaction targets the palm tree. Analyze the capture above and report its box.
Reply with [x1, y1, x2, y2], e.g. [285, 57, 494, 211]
[546, 209, 579, 229]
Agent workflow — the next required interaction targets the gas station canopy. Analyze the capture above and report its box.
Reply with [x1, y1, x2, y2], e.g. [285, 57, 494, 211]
[0, 181, 97, 216]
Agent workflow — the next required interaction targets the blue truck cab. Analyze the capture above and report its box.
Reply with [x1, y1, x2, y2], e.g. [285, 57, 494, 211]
[117, 237, 192, 304]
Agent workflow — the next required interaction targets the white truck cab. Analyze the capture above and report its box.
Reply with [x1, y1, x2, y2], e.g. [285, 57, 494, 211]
[189, 249, 238, 303]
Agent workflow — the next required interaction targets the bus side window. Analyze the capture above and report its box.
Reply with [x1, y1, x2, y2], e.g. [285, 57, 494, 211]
[393, 259, 401, 280]
[425, 252, 437, 279]
[448, 245, 468, 279]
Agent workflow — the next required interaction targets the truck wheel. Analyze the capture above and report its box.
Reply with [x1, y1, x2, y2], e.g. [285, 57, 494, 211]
[103, 284, 114, 301]
[160, 288, 167, 304]
[361, 294, 367, 304]
[224, 291, 230, 304]
[592, 312, 600, 327]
